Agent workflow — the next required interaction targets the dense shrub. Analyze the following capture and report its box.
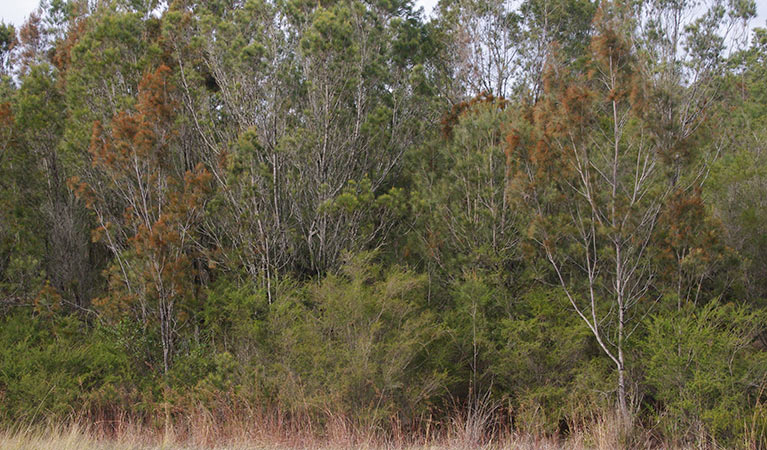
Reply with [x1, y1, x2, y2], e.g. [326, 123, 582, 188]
[0, 312, 139, 422]
[642, 301, 767, 445]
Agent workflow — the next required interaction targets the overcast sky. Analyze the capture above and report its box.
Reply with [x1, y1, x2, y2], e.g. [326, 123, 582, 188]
[1, 0, 767, 32]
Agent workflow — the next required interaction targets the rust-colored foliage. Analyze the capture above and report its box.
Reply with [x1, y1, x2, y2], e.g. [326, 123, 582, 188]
[0, 102, 14, 152]
[661, 189, 709, 251]
[33, 280, 62, 317]
[85, 65, 178, 188]
[73, 65, 211, 367]
[52, 17, 88, 76]
[655, 188, 731, 303]
[50, 1, 90, 74]
[15, 12, 45, 73]
[505, 3, 648, 200]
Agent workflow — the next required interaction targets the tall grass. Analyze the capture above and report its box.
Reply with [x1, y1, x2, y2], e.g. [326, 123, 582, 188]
[0, 407, 731, 450]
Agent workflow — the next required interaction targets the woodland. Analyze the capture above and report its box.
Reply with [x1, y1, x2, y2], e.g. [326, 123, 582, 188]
[1, 0, 767, 447]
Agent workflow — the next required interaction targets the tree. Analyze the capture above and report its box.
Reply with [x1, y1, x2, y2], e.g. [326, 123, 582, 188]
[433, 0, 595, 100]
[506, 1, 741, 419]
[15, 64, 101, 311]
[707, 27, 767, 302]
[654, 188, 734, 309]
[0, 22, 15, 76]
[173, 0, 435, 284]
[413, 94, 520, 285]
[71, 65, 211, 374]
[0, 84, 48, 303]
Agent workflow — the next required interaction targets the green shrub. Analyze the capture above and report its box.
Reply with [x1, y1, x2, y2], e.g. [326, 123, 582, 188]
[493, 288, 612, 434]
[0, 312, 138, 423]
[642, 301, 767, 447]
[265, 252, 446, 425]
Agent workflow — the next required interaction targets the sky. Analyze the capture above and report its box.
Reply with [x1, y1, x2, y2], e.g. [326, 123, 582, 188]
[1, 0, 767, 31]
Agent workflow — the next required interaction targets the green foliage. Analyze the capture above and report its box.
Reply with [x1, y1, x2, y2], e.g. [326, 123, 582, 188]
[63, 10, 163, 162]
[494, 288, 610, 434]
[0, 22, 15, 74]
[0, 312, 138, 423]
[411, 98, 521, 286]
[265, 252, 445, 424]
[642, 301, 767, 446]
[707, 32, 767, 301]
[0, 64, 70, 302]
[128, 254, 447, 425]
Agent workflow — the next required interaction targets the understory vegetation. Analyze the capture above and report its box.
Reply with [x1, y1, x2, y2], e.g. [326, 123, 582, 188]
[2, 0, 767, 447]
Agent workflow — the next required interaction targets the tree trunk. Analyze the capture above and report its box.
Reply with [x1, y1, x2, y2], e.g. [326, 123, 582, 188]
[617, 360, 627, 420]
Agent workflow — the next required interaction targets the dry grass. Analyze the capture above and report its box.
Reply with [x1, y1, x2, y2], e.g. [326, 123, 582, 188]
[0, 409, 717, 450]
[0, 426, 595, 450]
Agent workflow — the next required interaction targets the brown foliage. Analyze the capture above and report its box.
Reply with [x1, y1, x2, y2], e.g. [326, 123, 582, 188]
[0, 102, 14, 155]
[655, 188, 733, 305]
[52, 17, 88, 75]
[72, 64, 211, 371]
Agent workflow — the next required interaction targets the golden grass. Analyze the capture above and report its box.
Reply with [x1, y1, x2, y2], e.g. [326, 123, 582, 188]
[0, 409, 723, 449]
[0, 428, 589, 450]
[0, 417, 641, 450]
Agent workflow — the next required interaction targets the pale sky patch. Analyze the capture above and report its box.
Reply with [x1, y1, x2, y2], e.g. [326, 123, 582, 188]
[0, 0, 40, 26]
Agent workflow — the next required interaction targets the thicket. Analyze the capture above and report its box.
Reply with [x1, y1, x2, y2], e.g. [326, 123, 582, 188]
[1, 0, 767, 447]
